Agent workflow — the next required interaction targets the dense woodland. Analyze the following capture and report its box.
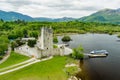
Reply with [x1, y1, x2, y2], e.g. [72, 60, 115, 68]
[1, 19, 120, 56]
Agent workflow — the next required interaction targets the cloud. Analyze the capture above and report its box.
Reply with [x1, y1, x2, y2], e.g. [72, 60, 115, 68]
[0, 0, 120, 18]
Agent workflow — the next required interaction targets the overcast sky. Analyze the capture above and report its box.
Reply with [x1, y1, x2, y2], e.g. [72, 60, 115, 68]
[0, 0, 120, 18]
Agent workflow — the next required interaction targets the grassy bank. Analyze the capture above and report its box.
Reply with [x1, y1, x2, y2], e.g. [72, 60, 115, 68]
[0, 51, 29, 69]
[0, 56, 78, 80]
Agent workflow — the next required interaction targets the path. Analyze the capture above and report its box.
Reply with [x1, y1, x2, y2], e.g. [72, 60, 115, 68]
[0, 47, 11, 64]
[0, 58, 36, 72]
[0, 56, 53, 76]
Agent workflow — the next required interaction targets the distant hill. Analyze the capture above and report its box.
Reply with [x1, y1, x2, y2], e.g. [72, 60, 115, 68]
[0, 8, 120, 24]
[79, 8, 120, 24]
[0, 10, 75, 22]
[0, 10, 33, 21]
[34, 17, 75, 22]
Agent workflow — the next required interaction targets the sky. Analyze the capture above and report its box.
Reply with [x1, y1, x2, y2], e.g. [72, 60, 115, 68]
[0, 0, 120, 18]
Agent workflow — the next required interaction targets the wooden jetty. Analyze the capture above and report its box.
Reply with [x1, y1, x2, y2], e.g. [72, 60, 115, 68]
[84, 53, 108, 58]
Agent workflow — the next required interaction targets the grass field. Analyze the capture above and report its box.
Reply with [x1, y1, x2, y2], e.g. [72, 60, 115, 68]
[0, 51, 29, 69]
[0, 56, 76, 80]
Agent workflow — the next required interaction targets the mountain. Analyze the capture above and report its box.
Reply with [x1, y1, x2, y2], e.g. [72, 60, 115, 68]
[79, 8, 120, 24]
[0, 8, 120, 24]
[0, 10, 75, 22]
[0, 10, 33, 21]
[34, 17, 75, 22]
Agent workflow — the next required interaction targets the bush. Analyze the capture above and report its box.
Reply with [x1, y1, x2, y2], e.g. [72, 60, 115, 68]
[53, 36, 58, 43]
[16, 39, 25, 46]
[62, 35, 71, 42]
[29, 31, 38, 39]
[0, 56, 3, 60]
[108, 31, 113, 35]
[53, 44, 58, 48]
[8, 34, 18, 40]
[11, 39, 25, 51]
[72, 46, 84, 60]
[65, 66, 78, 76]
[0, 43, 8, 55]
[27, 40, 36, 47]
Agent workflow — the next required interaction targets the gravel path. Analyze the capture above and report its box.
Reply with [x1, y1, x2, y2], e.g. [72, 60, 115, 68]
[0, 56, 53, 76]
[0, 47, 11, 64]
[0, 58, 36, 72]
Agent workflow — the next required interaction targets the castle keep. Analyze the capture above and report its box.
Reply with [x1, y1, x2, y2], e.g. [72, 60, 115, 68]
[15, 27, 66, 58]
[37, 27, 64, 58]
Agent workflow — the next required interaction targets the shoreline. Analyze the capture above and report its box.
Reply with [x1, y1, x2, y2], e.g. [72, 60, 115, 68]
[76, 60, 90, 80]
[54, 33, 80, 36]
[54, 32, 120, 36]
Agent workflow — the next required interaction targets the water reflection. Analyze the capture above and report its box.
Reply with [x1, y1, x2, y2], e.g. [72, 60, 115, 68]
[58, 34, 120, 80]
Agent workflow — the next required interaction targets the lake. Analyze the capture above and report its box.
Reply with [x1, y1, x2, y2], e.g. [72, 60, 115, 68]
[58, 34, 120, 80]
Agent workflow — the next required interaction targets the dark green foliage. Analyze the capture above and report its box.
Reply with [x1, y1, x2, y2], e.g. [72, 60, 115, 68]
[0, 36, 9, 55]
[1, 20, 120, 38]
[23, 28, 28, 38]
[0, 44, 8, 55]
[14, 19, 26, 24]
[11, 41, 18, 51]
[16, 39, 25, 46]
[0, 20, 120, 56]
[8, 34, 18, 40]
[15, 30, 24, 38]
[72, 46, 84, 59]
[62, 35, 71, 42]
[29, 31, 38, 39]
[53, 36, 58, 43]
[27, 40, 36, 47]
[0, 56, 3, 60]
[11, 39, 25, 50]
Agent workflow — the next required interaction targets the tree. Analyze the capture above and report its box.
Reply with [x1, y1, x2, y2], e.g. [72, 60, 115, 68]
[10, 39, 25, 51]
[27, 40, 36, 47]
[0, 56, 3, 60]
[62, 35, 71, 42]
[11, 41, 18, 51]
[8, 34, 18, 40]
[0, 43, 8, 55]
[23, 28, 28, 38]
[53, 36, 58, 43]
[15, 30, 24, 38]
[0, 36, 9, 55]
[16, 39, 25, 46]
[29, 31, 38, 39]
[72, 46, 84, 60]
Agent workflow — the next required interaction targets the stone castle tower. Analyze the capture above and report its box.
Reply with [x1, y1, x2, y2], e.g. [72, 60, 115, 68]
[37, 27, 54, 57]
[15, 27, 70, 58]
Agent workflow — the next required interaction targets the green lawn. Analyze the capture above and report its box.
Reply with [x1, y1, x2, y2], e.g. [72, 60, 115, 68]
[0, 51, 29, 69]
[0, 56, 70, 80]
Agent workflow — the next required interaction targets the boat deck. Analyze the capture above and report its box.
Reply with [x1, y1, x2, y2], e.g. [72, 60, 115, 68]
[84, 53, 108, 58]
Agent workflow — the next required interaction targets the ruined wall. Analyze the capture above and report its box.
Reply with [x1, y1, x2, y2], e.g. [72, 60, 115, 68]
[53, 47, 64, 56]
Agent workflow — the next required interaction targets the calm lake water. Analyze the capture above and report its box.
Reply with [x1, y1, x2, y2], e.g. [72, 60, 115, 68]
[58, 34, 120, 80]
